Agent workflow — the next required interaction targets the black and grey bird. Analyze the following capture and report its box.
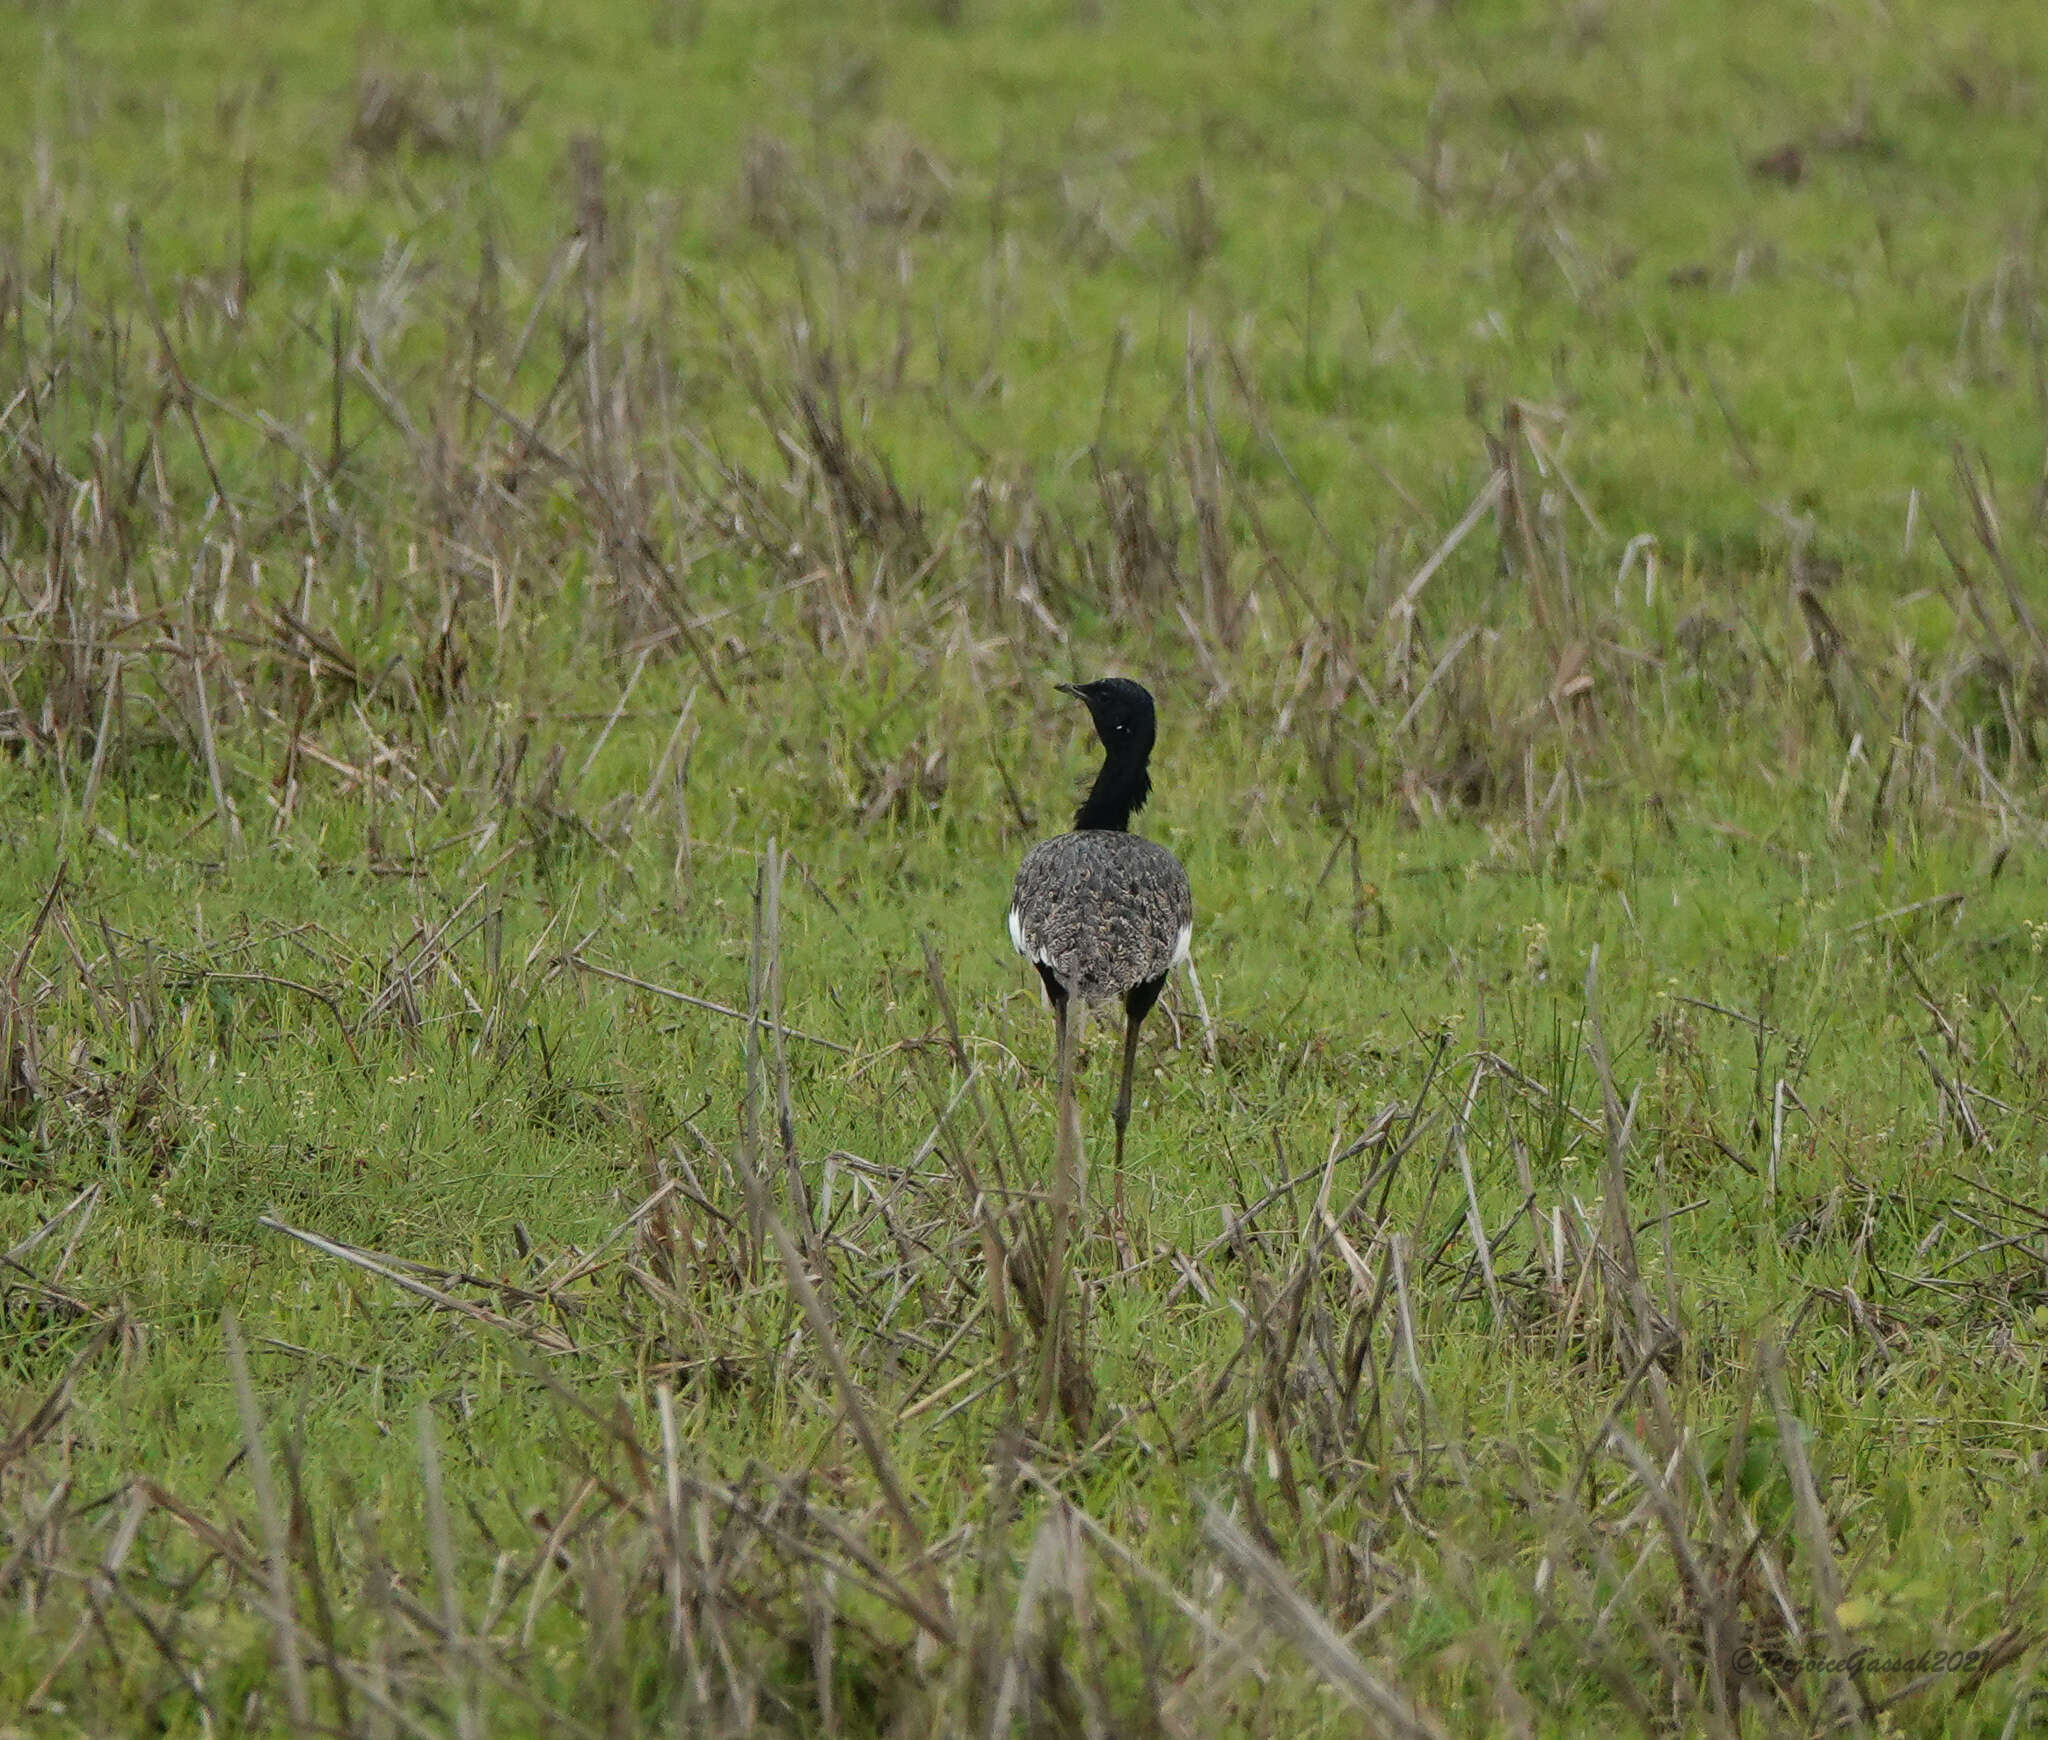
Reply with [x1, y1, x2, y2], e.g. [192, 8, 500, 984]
[1009, 678, 1193, 1219]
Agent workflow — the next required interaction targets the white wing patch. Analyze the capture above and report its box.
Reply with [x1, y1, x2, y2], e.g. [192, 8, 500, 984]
[1009, 906, 1051, 965]
[1172, 920, 1193, 967]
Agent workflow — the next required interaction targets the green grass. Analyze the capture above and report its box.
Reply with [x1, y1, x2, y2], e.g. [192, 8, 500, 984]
[3, 0, 2048, 1734]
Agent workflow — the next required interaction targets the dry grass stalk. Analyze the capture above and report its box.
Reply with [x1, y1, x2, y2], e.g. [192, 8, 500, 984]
[224, 1311, 315, 1734]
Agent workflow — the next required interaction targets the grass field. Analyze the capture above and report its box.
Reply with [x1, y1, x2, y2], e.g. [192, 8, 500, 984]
[4, 0, 2048, 1733]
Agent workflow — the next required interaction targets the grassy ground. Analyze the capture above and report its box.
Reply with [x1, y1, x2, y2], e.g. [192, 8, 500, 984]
[4, 0, 2048, 1734]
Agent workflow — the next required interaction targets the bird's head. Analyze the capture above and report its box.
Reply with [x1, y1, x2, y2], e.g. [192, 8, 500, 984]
[1056, 677, 1157, 758]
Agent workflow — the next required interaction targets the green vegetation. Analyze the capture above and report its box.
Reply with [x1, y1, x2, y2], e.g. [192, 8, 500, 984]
[3, 0, 2047, 1732]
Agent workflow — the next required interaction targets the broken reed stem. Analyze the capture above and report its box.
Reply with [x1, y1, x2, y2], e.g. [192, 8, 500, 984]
[223, 1311, 314, 1735]
[654, 1383, 713, 1715]
[257, 1215, 576, 1352]
[1582, 945, 1670, 1363]
[1450, 1064, 1503, 1329]
[1183, 951, 1219, 1066]
[762, 840, 810, 1252]
[571, 952, 848, 1052]
[187, 619, 241, 851]
[1601, 1426, 1736, 1726]
[732, 835, 951, 1640]
[916, 934, 1021, 1416]
[1204, 1504, 1447, 1740]
[742, 845, 770, 1271]
[127, 222, 242, 546]
[77, 654, 121, 838]
[417, 1402, 484, 1740]
[733, 1120, 955, 1645]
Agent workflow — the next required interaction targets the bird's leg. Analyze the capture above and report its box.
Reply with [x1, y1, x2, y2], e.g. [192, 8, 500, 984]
[1110, 975, 1167, 1243]
[1111, 1011, 1142, 1231]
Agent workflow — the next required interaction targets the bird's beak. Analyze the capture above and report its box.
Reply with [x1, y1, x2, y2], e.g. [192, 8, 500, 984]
[1053, 681, 1081, 698]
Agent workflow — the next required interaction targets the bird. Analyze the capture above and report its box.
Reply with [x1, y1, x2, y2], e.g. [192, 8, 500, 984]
[1009, 678, 1193, 1227]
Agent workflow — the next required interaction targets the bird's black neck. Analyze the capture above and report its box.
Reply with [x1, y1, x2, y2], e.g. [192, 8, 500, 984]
[1074, 745, 1151, 832]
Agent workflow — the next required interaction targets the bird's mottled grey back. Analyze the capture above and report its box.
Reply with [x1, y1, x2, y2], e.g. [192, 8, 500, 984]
[1009, 831, 1192, 1004]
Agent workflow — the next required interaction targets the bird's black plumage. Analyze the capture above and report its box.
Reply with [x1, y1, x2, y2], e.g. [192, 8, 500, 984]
[1008, 678, 1193, 1222]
